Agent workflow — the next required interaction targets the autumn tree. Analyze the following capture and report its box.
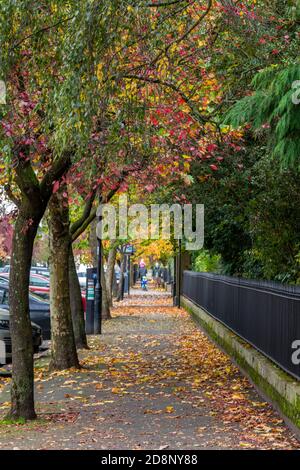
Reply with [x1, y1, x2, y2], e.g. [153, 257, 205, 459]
[0, 0, 82, 419]
[1, 0, 283, 420]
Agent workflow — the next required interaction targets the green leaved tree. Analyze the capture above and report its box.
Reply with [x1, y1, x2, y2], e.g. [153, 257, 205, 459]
[225, 64, 300, 170]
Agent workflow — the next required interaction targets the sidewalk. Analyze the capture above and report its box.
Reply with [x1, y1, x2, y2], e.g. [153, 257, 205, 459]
[0, 290, 299, 450]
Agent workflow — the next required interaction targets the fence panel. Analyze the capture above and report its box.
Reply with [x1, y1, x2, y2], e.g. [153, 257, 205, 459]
[182, 271, 300, 380]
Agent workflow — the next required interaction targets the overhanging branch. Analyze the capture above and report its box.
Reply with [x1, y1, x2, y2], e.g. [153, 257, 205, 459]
[70, 190, 97, 236]
[71, 171, 130, 243]
[150, 0, 213, 65]
[4, 184, 21, 208]
[123, 74, 218, 127]
[145, 0, 188, 7]
[40, 151, 72, 202]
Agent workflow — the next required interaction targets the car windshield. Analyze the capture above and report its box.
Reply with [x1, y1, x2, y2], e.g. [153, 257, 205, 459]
[30, 276, 49, 287]
[34, 292, 49, 300]
[31, 269, 49, 275]
[29, 292, 49, 304]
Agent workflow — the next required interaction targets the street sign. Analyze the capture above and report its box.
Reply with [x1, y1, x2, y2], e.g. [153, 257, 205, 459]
[124, 244, 136, 255]
[87, 279, 95, 301]
[85, 268, 97, 334]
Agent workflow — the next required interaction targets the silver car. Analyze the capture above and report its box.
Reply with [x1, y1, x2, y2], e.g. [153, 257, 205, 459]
[77, 271, 87, 289]
[0, 308, 42, 365]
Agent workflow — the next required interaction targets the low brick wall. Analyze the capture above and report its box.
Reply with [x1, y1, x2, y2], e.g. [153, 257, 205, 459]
[181, 296, 300, 433]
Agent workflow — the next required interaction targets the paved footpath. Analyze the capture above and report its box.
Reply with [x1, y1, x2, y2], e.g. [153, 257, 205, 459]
[0, 290, 299, 450]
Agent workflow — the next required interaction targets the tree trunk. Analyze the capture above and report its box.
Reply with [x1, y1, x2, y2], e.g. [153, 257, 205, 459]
[106, 243, 117, 307]
[69, 246, 88, 349]
[7, 150, 71, 420]
[9, 210, 40, 420]
[48, 187, 79, 370]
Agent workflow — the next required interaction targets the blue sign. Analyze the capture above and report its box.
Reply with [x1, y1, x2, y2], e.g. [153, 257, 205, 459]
[124, 244, 136, 255]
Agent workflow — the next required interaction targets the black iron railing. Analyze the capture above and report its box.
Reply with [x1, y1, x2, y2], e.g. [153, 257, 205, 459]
[182, 271, 300, 380]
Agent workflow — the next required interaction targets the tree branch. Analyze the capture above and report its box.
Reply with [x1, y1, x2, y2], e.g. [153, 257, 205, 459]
[11, 17, 74, 50]
[123, 74, 217, 126]
[71, 172, 129, 243]
[4, 184, 21, 208]
[13, 148, 41, 206]
[70, 190, 97, 236]
[40, 151, 72, 202]
[145, 0, 188, 7]
[71, 206, 97, 243]
[150, 0, 213, 65]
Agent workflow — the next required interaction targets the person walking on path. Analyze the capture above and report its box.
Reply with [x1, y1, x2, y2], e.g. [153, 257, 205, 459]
[138, 259, 147, 279]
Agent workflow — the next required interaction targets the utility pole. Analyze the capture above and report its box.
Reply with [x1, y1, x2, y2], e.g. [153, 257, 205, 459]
[173, 253, 177, 306]
[127, 254, 130, 296]
[173, 216, 183, 307]
[178, 238, 182, 309]
[94, 196, 102, 334]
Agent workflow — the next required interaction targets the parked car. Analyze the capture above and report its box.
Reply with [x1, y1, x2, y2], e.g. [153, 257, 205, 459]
[0, 273, 50, 299]
[0, 282, 51, 340]
[0, 265, 50, 277]
[31, 267, 50, 278]
[29, 273, 50, 287]
[0, 307, 42, 364]
[81, 291, 86, 312]
[77, 271, 87, 289]
[0, 272, 49, 286]
[0, 265, 10, 273]
[28, 274, 50, 299]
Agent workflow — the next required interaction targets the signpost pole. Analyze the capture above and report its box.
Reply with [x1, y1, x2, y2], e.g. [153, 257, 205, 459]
[127, 255, 131, 296]
[122, 244, 135, 297]
[94, 197, 102, 334]
[173, 254, 177, 306]
[178, 238, 182, 309]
